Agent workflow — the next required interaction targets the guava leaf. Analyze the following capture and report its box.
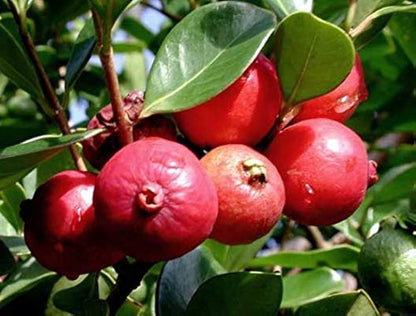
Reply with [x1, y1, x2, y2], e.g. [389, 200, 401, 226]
[1, 236, 29, 256]
[0, 257, 57, 308]
[274, 12, 355, 106]
[65, 19, 96, 99]
[186, 272, 282, 316]
[142, 1, 276, 117]
[295, 290, 379, 316]
[157, 246, 225, 316]
[247, 245, 360, 272]
[281, 267, 345, 308]
[266, 0, 312, 20]
[390, 13, 416, 67]
[351, 0, 402, 28]
[0, 129, 104, 190]
[0, 239, 15, 275]
[0, 182, 25, 234]
[0, 14, 43, 102]
[204, 232, 271, 271]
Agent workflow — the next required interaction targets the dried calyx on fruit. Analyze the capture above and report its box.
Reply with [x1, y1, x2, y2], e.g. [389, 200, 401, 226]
[293, 54, 368, 123]
[173, 54, 283, 149]
[265, 118, 377, 227]
[21, 170, 124, 280]
[93, 137, 218, 262]
[82, 90, 177, 169]
[201, 144, 285, 245]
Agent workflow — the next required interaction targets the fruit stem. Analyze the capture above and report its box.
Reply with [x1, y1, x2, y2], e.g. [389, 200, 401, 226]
[7, 0, 87, 172]
[108, 259, 154, 316]
[306, 226, 330, 249]
[91, 9, 133, 147]
[242, 159, 267, 185]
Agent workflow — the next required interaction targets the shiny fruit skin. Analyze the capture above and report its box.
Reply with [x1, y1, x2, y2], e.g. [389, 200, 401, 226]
[173, 54, 283, 148]
[265, 118, 369, 226]
[293, 54, 368, 123]
[201, 144, 285, 245]
[94, 137, 218, 262]
[358, 227, 416, 313]
[82, 91, 177, 169]
[22, 171, 124, 280]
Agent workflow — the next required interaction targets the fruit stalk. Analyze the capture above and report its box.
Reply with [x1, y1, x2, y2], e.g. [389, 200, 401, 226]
[107, 260, 154, 316]
[91, 9, 133, 147]
[7, 0, 87, 172]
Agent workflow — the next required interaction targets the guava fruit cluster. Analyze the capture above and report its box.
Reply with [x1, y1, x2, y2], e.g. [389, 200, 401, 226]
[22, 53, 377, 279]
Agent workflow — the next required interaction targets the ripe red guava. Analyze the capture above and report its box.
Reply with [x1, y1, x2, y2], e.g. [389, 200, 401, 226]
[173, 54, 283, 148]
[93, 137, 218, 262]
[82, 90, 177, 169]
[265, 118, 374, 226]
[22, 170, 124, 280]
[200, 144, 285, 245]
[293, 54, 368, 123]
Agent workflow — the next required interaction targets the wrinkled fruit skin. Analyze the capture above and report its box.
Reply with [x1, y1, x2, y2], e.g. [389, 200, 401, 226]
[358, 227, 416, 313]
[265, 118, 372, 226]
[293, 54, 368, 123]
[22, 171, 124, 280]
[83, 91, 177, 169]
[94, 137, 218, 262]
[173, 54, 283, 148]
[201, 144, 285, 245]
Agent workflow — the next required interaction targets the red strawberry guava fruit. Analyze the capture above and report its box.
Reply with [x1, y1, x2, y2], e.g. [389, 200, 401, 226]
[265, 118, 376, 226]
[83, 90, 177, 169]
[93, 137, 218, 262]
[22, 170, 124, 280]
[293, 54, 368, 123]
[173, 54, 283, 148]
[200, 144, 285, 245]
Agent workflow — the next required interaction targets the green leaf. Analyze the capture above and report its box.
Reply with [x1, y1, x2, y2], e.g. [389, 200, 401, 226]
[247, 245, 360, 272]
[120, 15, 154, 46]
[390, 13, 416, 67]
[295, 290, 379, 316]
[89, 0, 133, 30]
[83, 299, 109, 316]
[0, 182, 25, 234]
[266, 0, 312, 20]
[142, 1, 276, 117]
[157, 246, 225, 316]
[204, 232, 271, 271]
[186, 272, 282, 316]
[0, 15, 43, 102]
[120, 51, 147, 95]
[53, 273, 99, 315]
[274, 12, 354, 106]
[0, 257, 57, 308]
[351, 0, 402, 28]
[0, 239, 15, 275]
[1, 236, 29, 256]
[281, 267, 345, 309]
[0, 129, 104, 190]
[64, 19, 96, 99]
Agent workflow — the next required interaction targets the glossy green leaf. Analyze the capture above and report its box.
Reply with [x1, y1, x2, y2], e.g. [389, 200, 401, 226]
[281, 267, 345, 308]
[266, 0, 312, 20]
[390, 13, 416, 67]
[53, 273, 99, 315]
[295, 290, 379, 316]
[370, 162, 416, 205]
[65, 19, 96, 99]
[274, 12, 354, 106]
[186, 272, 282, 316]
[0, 214, 18, 236]
[204, 233, 271, 271]
[0, 239, 15, 275]
[1, 236, 29, 256]
[0, 257, 57, 308]
[0, 182, 25, 233]
[142, 1, 276, 117]
[0, 15, 43, 102]
[83, 299, 109, 316]
[157, 246, 225, 316]
[0, 129, 104, 190]
[351, 0, 401, 28]
[247, 245, 360, 272]
[120, 15, 154, 46]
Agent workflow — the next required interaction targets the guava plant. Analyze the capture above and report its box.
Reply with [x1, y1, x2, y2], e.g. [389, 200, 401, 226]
[0, 0, 415, 315]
